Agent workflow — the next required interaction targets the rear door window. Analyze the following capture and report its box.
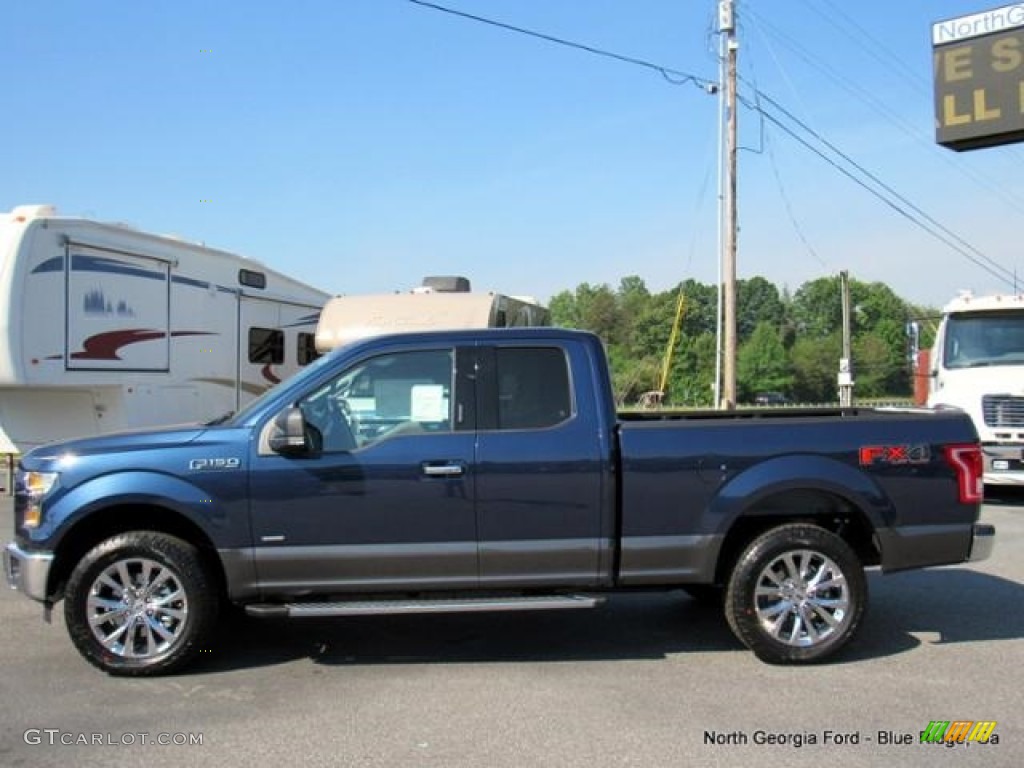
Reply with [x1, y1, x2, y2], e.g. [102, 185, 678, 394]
[494, 347, 572, 430]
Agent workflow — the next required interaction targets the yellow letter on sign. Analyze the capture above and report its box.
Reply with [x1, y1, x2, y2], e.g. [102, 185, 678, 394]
[944, 94, 972, 125]
[991, 37, 1022, 73]
[944, 46, 974, 81]
[974, 88, 1002, 121]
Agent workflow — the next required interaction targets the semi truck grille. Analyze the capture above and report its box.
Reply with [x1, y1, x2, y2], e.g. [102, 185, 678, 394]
[982, 395, 1024, 427]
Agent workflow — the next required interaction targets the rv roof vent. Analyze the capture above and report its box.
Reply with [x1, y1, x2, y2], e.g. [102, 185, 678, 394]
[421, 275, 471, 293]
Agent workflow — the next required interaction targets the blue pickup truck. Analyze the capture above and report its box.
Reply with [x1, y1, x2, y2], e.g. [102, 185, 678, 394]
[5, 328, 994, 675]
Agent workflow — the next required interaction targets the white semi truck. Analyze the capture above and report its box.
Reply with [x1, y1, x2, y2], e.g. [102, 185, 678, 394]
[927, 291, 1024, 485]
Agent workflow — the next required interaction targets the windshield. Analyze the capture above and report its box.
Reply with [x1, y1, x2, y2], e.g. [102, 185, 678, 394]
[227, 345, 343, 424]
[944, 311, 1024, 369]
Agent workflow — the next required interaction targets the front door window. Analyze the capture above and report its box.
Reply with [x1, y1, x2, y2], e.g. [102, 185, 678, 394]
[297, 348, 454, 451]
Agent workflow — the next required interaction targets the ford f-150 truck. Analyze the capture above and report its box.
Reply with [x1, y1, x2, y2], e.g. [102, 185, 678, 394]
[5, 328, 994, 675]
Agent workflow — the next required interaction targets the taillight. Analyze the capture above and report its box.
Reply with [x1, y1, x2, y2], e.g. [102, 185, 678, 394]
[944, 443, 984, 504]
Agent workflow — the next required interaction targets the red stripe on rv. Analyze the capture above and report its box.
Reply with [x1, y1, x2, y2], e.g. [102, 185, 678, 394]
[68, 330, 214, 360]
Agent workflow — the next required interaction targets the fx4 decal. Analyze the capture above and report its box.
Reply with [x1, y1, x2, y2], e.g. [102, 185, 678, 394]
[859, 444, 931, 466]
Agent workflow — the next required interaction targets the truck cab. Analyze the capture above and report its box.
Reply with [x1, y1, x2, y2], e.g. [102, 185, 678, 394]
[928, 292, 1024, 485]
[247, 329, 613, 595]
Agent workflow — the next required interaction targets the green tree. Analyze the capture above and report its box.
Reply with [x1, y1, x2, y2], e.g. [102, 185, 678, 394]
[738, 277, 784, 342]
[851, 333, 893, 398]
[666, 332, 717, 407]
[617, 275, 650, 317]
[615, 275, 650, 352]
[678, 280, 718, 338]
[847, 281, 914, 396]
[548, 282, 622, 342]
[790, 332, 842, 403]
[551, 272, 920, 406]
[737, 322, 794, 401]
[608, 351, 661, 406]
[790, 276, 844, 339]
[548, 288, 583, 329]
[631, 289, 678, 360]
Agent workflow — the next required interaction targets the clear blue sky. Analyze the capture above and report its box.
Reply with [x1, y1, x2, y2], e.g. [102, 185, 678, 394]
[4, 0, 1023, 308]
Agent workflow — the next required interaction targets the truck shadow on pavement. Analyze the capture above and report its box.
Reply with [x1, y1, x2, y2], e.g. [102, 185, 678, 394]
[983, 486, 1024, 506]
[842, 568, 1024, 663]
[192, 568, 1024, 674]
[197, 592, 739, 673]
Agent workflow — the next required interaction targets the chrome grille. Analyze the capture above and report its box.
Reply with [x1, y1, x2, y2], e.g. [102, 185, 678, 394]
[982, 395, 1024, 427]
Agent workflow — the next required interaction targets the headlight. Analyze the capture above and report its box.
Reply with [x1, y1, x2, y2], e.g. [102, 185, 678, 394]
[23, 471, 59, 496]
[19, 471, 59, 528]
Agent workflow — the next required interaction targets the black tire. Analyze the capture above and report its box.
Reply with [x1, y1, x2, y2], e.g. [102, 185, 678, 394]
[64, 532, 218, 676]
[724, 524, 867, 664]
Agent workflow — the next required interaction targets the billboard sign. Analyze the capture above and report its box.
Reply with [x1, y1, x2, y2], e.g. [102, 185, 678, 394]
[933, 3, 1024, 150]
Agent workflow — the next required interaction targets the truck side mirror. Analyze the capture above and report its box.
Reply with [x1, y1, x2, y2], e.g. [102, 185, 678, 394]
[268, 407, 310, 455]
[905, 321, 920, 372]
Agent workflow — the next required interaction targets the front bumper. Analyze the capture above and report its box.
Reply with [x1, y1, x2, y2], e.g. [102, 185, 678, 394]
[981, 444, 1024, 486]
[3, 541, 53, 602]
[968, 523, 995, 562]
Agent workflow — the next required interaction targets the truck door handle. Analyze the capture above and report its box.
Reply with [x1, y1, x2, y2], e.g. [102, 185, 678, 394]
[421, 462, 465, 478]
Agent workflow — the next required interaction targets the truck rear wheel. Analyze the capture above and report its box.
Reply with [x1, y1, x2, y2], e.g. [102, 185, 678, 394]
[64, 532, 218, 676]
[724, 524, 866, 664]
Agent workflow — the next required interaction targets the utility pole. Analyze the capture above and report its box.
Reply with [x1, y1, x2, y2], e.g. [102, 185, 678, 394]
[839, 270, 854, 407]
[712, 5, 725, 409]
[719, 0, 738, 410]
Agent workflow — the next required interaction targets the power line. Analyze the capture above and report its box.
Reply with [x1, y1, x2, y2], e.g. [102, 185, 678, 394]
[764, 131, 830, 269]
[404, 0, 714, 91]
[801, 0, 1024, 171]
[748, 89, 1018, 286]
[798, 0, 930, 91]
[743, 4, 1024, 215]
[735, 17, 827, 270]
[741, 92, 1017, 289]
[741, 5, 1024, 280]
[402, 0, 1019, 289]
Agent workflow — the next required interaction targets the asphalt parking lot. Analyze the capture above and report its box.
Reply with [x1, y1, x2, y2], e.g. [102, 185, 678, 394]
[0, 494, 1021, 768]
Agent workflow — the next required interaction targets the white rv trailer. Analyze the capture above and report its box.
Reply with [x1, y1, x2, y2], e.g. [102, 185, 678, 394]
[0, 204, 330, 458]
[314, 277, 550, 353]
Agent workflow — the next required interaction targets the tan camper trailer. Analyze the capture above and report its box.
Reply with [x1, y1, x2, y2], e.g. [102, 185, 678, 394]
[315, 276, 550, 353]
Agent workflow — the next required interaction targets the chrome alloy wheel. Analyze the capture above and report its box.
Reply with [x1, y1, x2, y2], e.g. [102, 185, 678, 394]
[86, 558, 189, 659]
[753, 549, 850, 648]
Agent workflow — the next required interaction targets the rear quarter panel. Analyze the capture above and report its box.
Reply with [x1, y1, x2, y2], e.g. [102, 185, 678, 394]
[616, 408, 979, 583]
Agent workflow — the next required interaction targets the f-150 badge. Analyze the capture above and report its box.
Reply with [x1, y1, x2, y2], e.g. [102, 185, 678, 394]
[189, 457, 241, 470]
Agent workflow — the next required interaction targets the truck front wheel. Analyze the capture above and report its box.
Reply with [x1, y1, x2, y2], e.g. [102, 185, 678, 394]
[724, 524, 866, 664]
[64, 532, 218, 676]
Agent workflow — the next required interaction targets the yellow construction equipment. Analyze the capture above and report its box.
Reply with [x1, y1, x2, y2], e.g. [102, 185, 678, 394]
[657, 289, 687, 400]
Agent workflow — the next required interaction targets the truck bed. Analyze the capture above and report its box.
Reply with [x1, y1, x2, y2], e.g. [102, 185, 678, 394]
[615, 406, 979, 584]
[617, 405, 927, 422]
